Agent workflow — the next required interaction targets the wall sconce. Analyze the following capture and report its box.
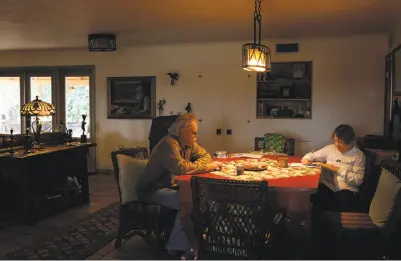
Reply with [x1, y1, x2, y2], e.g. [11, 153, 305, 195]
[167, 73, 180, 86]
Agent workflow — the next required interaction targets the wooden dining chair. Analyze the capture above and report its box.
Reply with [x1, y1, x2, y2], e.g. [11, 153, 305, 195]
[190, 177, 281, 259]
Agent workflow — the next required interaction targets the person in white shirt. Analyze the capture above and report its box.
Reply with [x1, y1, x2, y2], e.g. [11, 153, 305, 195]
[301, 124, 366, 211]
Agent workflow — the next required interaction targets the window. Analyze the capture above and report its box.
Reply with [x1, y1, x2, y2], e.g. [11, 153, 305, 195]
[0, 66, 94, 140]
[65, 76, 91, 138]
[0, 77, 21, 134]
[30, 76, 53, 132]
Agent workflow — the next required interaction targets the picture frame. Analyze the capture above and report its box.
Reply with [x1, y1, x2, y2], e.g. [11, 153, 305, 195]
[280, 86, 292, 98]
[107, 76, 156, 119]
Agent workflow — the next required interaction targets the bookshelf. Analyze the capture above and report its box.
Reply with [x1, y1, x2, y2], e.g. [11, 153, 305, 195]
[257, 61, 312, 119]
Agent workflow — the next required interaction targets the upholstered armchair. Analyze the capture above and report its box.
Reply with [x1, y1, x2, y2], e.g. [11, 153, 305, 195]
[313, 160, 401, 259]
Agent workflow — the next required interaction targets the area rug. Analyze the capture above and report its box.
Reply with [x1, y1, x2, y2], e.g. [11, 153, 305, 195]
[1, 203, 119, 260]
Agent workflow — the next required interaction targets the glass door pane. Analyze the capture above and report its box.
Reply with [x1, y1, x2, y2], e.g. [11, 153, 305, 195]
[30, 76, 53, 132]
[0, 77, 21, 134]
[65, 76, 90, 138]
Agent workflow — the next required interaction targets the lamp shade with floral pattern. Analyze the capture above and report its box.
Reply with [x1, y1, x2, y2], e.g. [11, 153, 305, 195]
[20, 96, 56, 116]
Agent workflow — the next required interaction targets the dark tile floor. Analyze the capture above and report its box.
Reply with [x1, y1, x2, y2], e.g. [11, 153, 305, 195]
[0, 173, 170, 260]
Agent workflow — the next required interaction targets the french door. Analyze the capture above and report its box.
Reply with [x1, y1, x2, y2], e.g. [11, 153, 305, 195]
[58, 68, 94, 140]
[0, 72, 24, 134]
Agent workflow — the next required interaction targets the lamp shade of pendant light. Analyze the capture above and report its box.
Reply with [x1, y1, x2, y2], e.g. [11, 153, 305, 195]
[242, 0, 271, 72]
[242, 43, 271, 72]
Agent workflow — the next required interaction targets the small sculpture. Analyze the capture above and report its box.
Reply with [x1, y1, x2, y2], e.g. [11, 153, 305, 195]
[68, 129, 73, 143]
[24, 128, 32, 152]
[157, 99, 166, 116]
[167, 73, 180, 86]
[35, 120, 42, 143]
[9, 128, 14, 155]
[185, 103, 192, 113]
[80, 114, 87, 143]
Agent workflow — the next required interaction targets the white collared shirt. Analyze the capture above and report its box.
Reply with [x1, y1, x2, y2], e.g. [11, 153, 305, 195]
[302, 144, 366, 192]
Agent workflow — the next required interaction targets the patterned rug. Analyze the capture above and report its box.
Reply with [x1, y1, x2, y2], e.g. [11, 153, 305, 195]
[1, 203, 119, 260]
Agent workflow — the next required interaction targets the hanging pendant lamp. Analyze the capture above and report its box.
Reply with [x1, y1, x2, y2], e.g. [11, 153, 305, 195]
[242, 0, 271, 72]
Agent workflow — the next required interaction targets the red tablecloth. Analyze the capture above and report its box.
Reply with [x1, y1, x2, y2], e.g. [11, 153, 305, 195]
[176, 155, 320, 189]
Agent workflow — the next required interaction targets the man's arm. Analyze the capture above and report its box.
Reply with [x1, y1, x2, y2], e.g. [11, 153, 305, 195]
[337, 154, 366, 188]
[164, 141, 213, 175]
[190, 142, 212, 165]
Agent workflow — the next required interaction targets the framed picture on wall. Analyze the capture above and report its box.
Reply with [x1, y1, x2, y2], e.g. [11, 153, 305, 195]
[107, 76, 156, 119]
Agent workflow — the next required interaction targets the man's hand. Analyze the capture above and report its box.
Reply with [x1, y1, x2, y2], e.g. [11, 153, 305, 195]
[301, 158, 312, 165]
[208, 161, 224, 171]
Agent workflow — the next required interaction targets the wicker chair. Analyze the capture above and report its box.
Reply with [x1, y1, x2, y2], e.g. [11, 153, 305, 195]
[254, 136, 295, 156]
[190, 177, 280, 259]
[111, 147, 177, 249]
[313, 160, 401, 259]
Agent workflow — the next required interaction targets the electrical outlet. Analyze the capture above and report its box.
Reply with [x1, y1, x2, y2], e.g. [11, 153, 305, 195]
[227, 129, 232, 135]
[216, 129, 222, 136]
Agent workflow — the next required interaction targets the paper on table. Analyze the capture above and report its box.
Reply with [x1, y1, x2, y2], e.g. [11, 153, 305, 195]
[231, 153, 263, 159]
[289, 162, 319, 168]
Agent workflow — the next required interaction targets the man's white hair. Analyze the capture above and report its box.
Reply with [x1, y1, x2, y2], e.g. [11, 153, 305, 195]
[168, 113, 197, 136]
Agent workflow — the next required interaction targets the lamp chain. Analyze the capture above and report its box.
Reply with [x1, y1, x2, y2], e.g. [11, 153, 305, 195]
[255, 0, 262, 21]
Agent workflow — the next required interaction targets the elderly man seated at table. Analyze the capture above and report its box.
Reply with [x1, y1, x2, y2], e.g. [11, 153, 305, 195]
[137, 113, 221, 259]
[301, 124, 366, 212]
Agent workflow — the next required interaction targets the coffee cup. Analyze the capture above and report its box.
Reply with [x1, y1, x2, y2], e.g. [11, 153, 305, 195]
[278, 157, 288, 168]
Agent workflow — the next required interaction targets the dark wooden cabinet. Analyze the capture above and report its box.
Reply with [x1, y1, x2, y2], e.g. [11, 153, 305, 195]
[256, 61, 313, 119]
[0, 143, 96, 224]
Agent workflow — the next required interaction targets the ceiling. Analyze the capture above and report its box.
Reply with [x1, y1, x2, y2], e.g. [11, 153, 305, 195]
[0, 0, 400, 51]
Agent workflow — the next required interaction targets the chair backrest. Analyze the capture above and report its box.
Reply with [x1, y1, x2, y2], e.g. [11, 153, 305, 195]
[358, 149, 379, 211]
[381, 160, 401, 180]
[111, 147, 148, 204]
[148, 115, 178, 153]
[254, 136, 295, 156]
[254, 137, 265, 151]
[190, 176, 270, 259]
[285, 138, 295, 156]
[264, 133, 286, 153]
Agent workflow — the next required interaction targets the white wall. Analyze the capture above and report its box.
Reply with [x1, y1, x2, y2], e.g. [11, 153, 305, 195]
[0, 34, 388, 170]
[390, 17, 401, 51]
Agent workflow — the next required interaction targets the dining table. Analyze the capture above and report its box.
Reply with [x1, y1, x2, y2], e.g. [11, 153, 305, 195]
[175, 155, 321, 257]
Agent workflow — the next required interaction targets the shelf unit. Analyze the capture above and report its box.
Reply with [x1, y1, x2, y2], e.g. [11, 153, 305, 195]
[256, 61, 313, 119]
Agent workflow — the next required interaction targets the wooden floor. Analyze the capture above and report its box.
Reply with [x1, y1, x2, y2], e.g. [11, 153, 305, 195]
[0, 173, 174, 260]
